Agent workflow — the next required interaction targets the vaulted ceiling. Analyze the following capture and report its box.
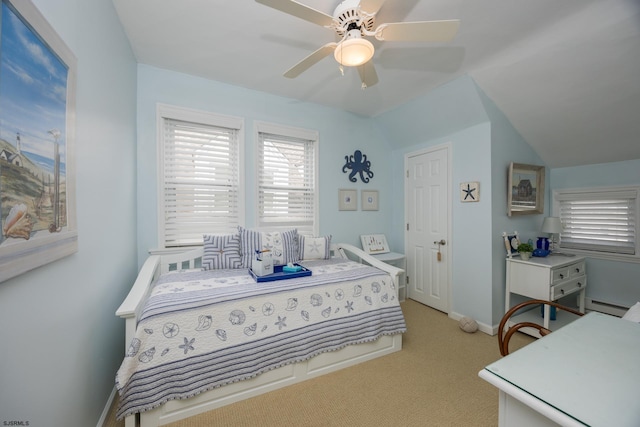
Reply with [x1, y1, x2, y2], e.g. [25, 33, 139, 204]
[112, 0, 640, 168]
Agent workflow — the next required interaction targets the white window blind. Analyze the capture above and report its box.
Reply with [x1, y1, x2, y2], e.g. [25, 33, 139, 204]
[257, 129, 317, 236]
[556, 189, 637, 255]
[160, 116, 241, 247]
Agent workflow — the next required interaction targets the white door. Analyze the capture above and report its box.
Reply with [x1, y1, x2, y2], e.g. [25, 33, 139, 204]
[405, 145, 450, 312]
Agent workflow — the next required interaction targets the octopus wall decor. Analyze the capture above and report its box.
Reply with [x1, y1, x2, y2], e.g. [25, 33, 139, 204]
[342, 150, 374, 183]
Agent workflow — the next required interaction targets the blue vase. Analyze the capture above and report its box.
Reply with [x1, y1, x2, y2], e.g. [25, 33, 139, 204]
[537, 237, 549, 251]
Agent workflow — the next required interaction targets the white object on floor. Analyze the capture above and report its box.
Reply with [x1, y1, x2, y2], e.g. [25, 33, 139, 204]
[459, 316, 478, 333]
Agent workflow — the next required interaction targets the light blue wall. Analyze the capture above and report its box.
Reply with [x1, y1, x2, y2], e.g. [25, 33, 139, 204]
[375, 75, 551, 328]
[374, 75, 490, 150]
[551, 160, 640, 307]
[136, 65, 397, 266]
[478, 86, 548, 324]
[0, 1, 137, 426]
[377, 75, 490, 253]
[376, 76, 497, 326]
[451, 123, 494, 324]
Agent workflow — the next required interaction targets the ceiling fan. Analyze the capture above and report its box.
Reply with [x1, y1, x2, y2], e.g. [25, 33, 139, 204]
[255, 0, 460, 88]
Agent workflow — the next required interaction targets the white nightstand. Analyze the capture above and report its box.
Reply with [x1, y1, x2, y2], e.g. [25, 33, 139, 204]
[505, 255, 587, 337]
[371, 252, 406, 301]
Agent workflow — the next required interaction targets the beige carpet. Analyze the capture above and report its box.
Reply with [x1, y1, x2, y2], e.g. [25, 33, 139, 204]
[104, 300, 534, 427]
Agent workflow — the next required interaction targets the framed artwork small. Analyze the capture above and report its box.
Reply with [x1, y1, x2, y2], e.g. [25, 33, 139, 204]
[338, 189, 357, 211]
[360, 234, 390, 254]
[460, 182, 480, 202]
[361, 190, 379, 211]
[503, 231, 521, 258]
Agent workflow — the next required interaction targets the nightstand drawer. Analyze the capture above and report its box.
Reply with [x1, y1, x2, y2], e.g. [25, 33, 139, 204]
[551, 276, 586, 300]
[569, 261, 586, 278]
[551, 261, 585, 284]
[552, 267, 571, 283]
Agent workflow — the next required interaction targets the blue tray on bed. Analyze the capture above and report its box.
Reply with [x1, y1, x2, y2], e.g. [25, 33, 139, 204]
[249, 264, 312, 282]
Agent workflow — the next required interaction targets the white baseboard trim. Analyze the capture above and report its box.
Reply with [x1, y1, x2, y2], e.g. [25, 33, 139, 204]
[448, 311, 494, 335]
[97, 386, 117, 427]
[585, 297, 628, 317]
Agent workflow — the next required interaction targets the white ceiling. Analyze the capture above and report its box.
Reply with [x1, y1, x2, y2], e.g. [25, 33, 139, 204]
[112, 0, 640, 168]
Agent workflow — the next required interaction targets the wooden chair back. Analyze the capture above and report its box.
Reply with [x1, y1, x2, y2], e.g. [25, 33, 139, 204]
[499, 299, 584, 356]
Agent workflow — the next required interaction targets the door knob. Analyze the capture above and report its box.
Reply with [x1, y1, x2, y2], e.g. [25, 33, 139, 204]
[433, 239, 446, 245]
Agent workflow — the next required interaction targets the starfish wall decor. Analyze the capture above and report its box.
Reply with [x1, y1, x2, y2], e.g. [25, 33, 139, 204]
[460, 182, 480, 202]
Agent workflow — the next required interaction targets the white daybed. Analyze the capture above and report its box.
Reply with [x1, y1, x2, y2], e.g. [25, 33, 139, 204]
[116, 243, 405, 427]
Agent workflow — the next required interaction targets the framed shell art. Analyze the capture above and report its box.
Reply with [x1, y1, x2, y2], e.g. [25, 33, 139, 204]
[361, 190, 378, 211]
[338, 189, 357, 211]
[0, 0, 78, 282]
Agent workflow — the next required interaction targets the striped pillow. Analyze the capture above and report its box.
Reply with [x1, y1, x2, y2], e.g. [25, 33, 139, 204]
[238, 227, 299, 267]
[299, 235, 332, 260]
[202, 234, 243, 270]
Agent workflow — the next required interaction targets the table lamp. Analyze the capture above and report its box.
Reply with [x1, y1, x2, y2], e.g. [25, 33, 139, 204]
[542, 217, 563, 251]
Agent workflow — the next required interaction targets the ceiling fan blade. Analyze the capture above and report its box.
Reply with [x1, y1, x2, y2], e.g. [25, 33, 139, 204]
[358, 60, 379, 88]
[283, 43, 338, 78]
[360, 0, 386, 15]
[255, 0, 334, 27]
[375, 20, 460, 42]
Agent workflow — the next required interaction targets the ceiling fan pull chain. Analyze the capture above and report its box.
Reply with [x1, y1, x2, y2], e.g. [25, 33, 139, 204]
[361, 63, 367, 90]
[339, 65, 344, 76]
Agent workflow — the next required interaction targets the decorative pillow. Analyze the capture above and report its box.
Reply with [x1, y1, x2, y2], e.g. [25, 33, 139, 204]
[202, 233, 243, 270]
[299, 235, 332, 260]
[238, 227, 299, 267]
[622, 302, 640, 323]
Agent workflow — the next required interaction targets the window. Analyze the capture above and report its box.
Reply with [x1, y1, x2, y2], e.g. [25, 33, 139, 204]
[256, 122, 318, 236]
[158, 104, 244, 248]
[554, 187, 638, 256]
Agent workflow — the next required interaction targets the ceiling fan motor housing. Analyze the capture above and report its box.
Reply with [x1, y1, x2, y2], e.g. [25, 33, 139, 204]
[333, 0, 375, 38]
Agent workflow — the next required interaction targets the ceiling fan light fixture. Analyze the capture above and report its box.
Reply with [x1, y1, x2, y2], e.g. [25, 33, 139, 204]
[334, 37, 374, 67]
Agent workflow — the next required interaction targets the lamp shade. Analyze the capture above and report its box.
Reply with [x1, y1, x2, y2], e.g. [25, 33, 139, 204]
[334, 37, 374, 67]
[542, 217, 562, 234]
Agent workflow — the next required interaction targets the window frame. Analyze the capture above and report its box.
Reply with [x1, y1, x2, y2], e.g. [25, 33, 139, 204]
[156, 103, 245, 249]
[552, 185, 640, 263]
[254, 121, 319, 237]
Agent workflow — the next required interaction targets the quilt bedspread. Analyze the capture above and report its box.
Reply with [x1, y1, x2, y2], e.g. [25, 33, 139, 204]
[116, 259, 406, 419]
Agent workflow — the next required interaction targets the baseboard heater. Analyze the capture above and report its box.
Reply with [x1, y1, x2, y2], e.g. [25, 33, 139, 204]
[585, 298, 629, 317]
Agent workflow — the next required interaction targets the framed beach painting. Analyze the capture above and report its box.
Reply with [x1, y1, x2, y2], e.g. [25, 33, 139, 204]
[0, 0, 77, 282]
[507, 162, 544, 216]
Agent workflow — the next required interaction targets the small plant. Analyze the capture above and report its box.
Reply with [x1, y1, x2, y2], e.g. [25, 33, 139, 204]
[517, 242, 534, 253]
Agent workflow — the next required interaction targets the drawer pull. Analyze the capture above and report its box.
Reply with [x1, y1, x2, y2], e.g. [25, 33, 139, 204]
[575, 268, 581, 273]
[559, 273, 564, 279]
[578, 282, 582, 287]
[560, 289, 565, 295]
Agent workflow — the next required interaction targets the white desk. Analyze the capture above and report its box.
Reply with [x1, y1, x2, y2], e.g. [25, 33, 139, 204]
[479, 312, 640, 426]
